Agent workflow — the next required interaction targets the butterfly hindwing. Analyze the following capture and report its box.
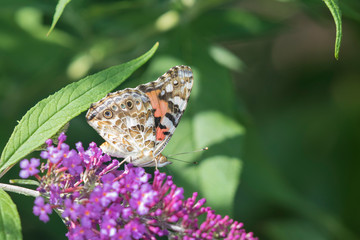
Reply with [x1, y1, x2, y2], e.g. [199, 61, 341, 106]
[86, 89, 156, 159]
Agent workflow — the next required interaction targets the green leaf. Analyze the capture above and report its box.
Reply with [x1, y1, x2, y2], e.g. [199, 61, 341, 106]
[0, 189, 22, 240]
[0, 43, 158, 176]
[208, 44, 244, 72]
[194, 111, 244, 213]
[193, 111, 245, 147]
[198, 156, 242, 211]
[323, 0, 342, 60]
[47, 0, 72, 36]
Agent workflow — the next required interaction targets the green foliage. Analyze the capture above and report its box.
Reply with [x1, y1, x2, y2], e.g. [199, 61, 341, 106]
[0, 43, 158, 175]
[323, 0, 342, 59]
[0, 189, 22, 240]
[47, 0, 72, 36]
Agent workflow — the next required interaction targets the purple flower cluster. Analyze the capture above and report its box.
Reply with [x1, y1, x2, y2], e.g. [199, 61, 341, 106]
[20, 133, 258, 240]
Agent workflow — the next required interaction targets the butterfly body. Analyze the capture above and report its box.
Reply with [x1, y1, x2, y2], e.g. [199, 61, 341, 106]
[86, 66, 193, 168]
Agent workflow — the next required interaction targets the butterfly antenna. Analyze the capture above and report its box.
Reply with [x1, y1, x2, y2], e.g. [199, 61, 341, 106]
[167, 156, 198, 165]
[167, 147, 208, 157]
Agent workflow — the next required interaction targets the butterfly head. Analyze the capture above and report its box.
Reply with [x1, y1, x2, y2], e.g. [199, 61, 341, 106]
[155, 154, 172, 167]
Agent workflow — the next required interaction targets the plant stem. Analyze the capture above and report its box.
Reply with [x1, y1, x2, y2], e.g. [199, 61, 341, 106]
[0, 183, 39, 197]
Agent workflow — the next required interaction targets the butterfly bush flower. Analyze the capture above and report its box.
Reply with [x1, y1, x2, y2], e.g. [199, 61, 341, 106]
[19, 158, 40, 178]
[20, 133, 257, 240]
[33, 196, 52, 222]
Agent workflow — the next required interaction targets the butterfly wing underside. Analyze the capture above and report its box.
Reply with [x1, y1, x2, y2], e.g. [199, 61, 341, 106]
[137, 65, 193, 156]
[86, 89, 156, 160]
[86, 65, 193, 167]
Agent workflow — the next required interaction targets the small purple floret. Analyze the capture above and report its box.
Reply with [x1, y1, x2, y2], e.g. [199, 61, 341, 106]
[19, 158, 40, 178]
[62, 149, 83, 176]
[33, 197, 52, 222]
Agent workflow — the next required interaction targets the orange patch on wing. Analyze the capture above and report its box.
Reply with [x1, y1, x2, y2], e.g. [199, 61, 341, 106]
[146, 90, 168, 118]
[146, 90, 170, 141]
[156, 127, 169, 141]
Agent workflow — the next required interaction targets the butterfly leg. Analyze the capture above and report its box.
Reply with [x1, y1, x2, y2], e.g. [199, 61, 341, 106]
[154, 159, 158, 171]
[118, 158, 128, 166]
[116, 156, 133, 169]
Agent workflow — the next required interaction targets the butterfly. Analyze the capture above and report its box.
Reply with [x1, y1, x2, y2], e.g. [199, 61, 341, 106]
[86, 65, 193, 169]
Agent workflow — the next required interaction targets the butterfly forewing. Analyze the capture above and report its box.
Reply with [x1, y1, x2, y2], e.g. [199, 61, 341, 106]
[137, 66, 193, 156]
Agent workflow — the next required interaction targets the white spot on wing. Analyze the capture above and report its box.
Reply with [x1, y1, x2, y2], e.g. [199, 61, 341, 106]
[145, 133, 156, 142]
[185, 70, 192, 78]
[97, 105, 106, 113]
[104, 99, 113, 106]
[165, 84, 173, 93]
[141, 95, 149, 102]
[161, 116, 174, 128]
[126, 116, 139, 127]
[172, 96, 186, 111]
[145, 115, 154, 128]
[185, 82, 192, 90]
[114, 96, 124, 104]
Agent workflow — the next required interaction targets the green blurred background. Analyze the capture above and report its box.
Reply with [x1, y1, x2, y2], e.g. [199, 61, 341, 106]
[1, 0, 360, 239]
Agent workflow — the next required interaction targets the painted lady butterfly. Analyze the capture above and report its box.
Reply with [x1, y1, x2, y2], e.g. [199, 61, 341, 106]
[86, 66, 193, 168]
